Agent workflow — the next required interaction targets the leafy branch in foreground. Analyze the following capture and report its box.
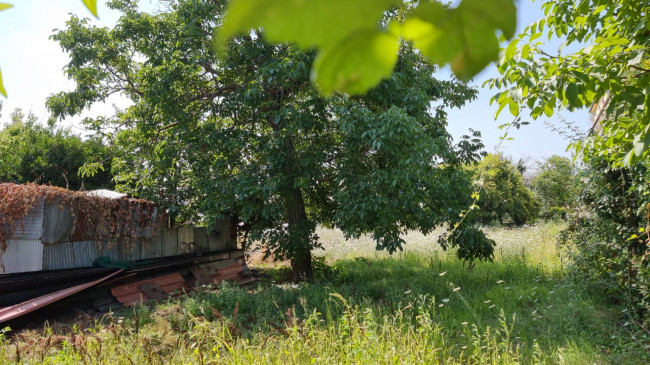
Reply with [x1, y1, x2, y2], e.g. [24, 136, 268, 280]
[217, 0, 517, 95]
[488, 0, 650, 166]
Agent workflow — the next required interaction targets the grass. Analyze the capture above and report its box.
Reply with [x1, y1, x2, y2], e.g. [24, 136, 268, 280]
[2, 222, 649, 364]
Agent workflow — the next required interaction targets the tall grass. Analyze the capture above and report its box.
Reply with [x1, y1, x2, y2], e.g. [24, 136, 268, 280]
[2, 223, 648, 364]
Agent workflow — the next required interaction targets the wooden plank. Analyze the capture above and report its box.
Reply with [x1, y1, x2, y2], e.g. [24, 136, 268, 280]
[230, 250, 245, 259]
[216, 265, 243, 276]
[198, 258, 241, 272]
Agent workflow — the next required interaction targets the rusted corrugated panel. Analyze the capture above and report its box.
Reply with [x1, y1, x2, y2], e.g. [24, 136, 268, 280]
[0, 239, 43, 274]
[41, 199, 75, 244]
[111, 273, 186, 307]
[7, 198, 44, 240]
[140, 236, 162, 259]
[193, 227, 209, 252]
[161, 228, 178, 256]
[178, 227, 194, 254]
[0, 269, 122, 323]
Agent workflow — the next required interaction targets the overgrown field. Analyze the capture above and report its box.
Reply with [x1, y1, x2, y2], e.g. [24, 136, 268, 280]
[2, 223, 649, 364]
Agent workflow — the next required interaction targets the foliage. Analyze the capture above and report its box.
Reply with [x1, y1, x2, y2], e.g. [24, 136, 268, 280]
[488, 0, 650, 166]
[472, 154, 540, 225]
[0, 183, 160, 255]
[0, 106, 114, 190]
[218, 0, 517, 95]
[3, 224, 648, 363]
[531, 155, 579, 220]
[47, 0, 492, 279]
[560, 161, 650, 326]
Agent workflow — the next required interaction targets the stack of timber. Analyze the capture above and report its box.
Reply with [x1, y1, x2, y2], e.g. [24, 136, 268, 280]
[0, 249, 258, 323]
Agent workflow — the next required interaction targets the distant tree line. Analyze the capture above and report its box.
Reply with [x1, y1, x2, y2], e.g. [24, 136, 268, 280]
[0, 102, 114, 190]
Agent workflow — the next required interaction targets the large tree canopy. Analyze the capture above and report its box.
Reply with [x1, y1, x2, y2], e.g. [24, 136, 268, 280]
[48, 0, 493, 279]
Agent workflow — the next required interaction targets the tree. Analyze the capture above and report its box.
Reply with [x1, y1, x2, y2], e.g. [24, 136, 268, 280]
[48, 0, 494, 280]
[473, 154, 540, 225]
[0, 106, 114, 190]
[531, 155, 578, 219]
[488, 0, 650, 166]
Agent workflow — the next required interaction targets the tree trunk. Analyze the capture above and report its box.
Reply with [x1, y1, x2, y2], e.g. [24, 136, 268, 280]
[285, 187, 313, 281]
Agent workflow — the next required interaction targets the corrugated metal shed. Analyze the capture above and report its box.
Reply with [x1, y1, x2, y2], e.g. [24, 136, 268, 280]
[141, 236, 162, 260]
[161, 228, 178, 256]
[7, 198, 44, 240]
[43, 241, 121, 271]
[86, 190, 128, 199]
[41, 199, 75, 244]
[0, 239, 43, 274]
[178, 227, 194, 254]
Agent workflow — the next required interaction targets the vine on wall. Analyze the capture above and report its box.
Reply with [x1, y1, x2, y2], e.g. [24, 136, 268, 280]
[0, 183, 160, 253]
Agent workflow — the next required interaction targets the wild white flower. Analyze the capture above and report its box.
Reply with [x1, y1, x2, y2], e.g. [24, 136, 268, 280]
[442, 298, 450, 303]
[453, 287, 461, 292]
[484, 300, 491, 304]
[404, 290, 412, 294]
[496, 280, 504, 284]
[438, 304, 444, 307]
[439, 271, 447, 276]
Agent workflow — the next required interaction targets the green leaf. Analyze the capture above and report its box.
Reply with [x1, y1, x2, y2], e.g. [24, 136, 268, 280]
[313, 29, 399, 95]
[0, 3, 13, 11]
[217, 0, 397, 53]
[0, 68, 6, 97]
[565, 83, 578, 106]
[81, 0, 98, 18]
[404, 0, 516, 81]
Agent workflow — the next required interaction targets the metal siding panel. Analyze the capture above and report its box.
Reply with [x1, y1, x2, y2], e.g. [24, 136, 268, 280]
[178, 227, 194, 254]
[42, 200, 75, 244]
[117, 240, 141, 262]
[193, 228, 209, 252]
[43, 242, 75, 270]
[7, 198, 44, 240]
[161, 228, 178, 257]
[72, 241, 101, 268]
[99, 242, 120, 262]
[0, 239, 43, 274]
[209, 218, 234, 251]
[141, 236, 162, 259]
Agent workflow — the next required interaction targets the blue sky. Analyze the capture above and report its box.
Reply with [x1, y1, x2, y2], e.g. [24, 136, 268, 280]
[0, 0, 590, 164]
